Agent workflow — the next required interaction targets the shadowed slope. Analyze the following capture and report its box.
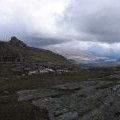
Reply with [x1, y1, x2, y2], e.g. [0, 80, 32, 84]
[0, 37, 67, 64]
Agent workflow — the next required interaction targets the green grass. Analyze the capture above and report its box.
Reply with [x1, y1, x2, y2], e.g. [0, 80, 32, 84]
[1, 67, 120, 95]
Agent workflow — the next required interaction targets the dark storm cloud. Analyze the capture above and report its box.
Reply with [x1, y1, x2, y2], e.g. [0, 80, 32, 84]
[61, 0, 120, 43]
[23, 36, 66, 47]
[84, 8, 120, 43]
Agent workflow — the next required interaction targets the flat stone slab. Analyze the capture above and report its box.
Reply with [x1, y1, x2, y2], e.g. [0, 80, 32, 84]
[17, 89, 61, 101]
[52, 82, 82, 90]
[56, 111, 78, 120]
[52, 81, 114, 90]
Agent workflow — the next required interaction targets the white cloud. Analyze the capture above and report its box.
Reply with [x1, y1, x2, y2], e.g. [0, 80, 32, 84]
[44, 40, 120, 59]
[0, 0, 70, 39]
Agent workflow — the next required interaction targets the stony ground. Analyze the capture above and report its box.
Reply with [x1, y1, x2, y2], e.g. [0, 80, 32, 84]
[1, 63, 120, 120]
[17, 80, 120, 120]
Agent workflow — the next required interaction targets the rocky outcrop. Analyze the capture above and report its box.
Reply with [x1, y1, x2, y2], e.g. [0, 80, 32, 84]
[0, 37, 67, 64]
[17, 80, 120, 120]
[0, 37, 26, 62]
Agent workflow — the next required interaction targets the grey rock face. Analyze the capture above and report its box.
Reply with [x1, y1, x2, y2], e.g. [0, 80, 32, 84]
[17, 80, 120, 120]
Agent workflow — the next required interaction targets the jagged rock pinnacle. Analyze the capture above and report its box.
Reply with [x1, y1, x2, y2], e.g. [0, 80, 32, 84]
[10, 36, 27, 48]
[11, 36, 19, 42]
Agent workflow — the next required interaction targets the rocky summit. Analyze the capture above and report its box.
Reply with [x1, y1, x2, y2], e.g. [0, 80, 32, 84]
[0, 37, 67, 64]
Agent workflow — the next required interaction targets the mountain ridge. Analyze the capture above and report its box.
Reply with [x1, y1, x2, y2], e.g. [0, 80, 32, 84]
[0, 37, 67, 64]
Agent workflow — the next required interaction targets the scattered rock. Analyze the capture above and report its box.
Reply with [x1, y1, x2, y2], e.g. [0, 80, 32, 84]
[113, 84, 120, 96]
[56, 111, 78, 120]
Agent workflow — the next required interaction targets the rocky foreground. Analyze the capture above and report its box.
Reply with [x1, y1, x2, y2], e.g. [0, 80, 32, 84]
[17, 80, 120, 120]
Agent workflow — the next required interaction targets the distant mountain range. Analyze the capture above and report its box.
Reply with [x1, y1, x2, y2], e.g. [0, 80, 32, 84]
[0, 37, 67, 64]
[79, 59, 120, 67]
[46, 47, 120, 67]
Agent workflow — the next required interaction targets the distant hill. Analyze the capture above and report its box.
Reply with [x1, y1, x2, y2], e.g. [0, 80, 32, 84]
[0, 37, 67, 64]
[45, 48, 103, 63]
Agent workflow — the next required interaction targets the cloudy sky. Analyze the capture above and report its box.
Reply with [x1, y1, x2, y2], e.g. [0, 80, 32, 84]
[0, 0, 120, 59]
